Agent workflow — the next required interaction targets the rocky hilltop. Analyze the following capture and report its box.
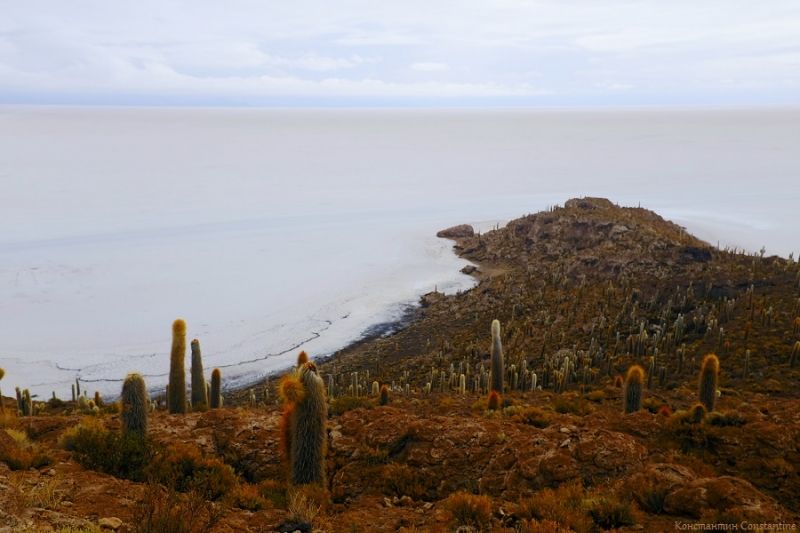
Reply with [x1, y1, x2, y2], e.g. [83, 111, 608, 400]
[2, 198, 799, 532]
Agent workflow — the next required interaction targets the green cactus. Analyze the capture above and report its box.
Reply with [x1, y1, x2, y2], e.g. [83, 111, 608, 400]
[22, 389, 32, 417]
[190, 339, 208, 408]
[623, 365, 645, 414]
[210, 368, 222, 409]
[698, 354, 719, 413]
[791, 341, 800, 369]
[287, 362, 327, 486]
[168, 319, 188, 414]
[94, 391, 104, 408]
[121, 373, 149, 437]
[490, 320, 504, 393]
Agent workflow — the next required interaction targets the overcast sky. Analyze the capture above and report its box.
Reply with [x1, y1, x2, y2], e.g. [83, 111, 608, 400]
[2, 1, 800, 107]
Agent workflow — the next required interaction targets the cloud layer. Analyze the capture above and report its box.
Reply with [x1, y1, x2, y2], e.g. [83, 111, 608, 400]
[2, 1, 800, 105]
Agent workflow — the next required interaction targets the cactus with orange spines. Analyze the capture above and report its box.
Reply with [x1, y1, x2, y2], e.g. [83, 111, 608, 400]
[698, 354, 719, 412]
[168, 319, 187, 414]
[623, 365, 645, 414]
[280, 361, 327, 486]
[297, 350, 309, 367]
[487, 390, 502, 411]
[379, 384, 390, 406]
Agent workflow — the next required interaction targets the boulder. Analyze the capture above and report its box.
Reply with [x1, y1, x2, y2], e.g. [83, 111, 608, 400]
[437, 225, 475, 239]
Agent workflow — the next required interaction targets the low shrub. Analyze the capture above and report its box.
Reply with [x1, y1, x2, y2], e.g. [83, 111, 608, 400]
[511, 407, 551, 428]
[707, 411, 748, 427]
[443, 491, 493, 530]
[381, 463, 428, 501]
[515, 482, 592, 533]
[226, 483, 267, 511]
[131, 482, 225, 533]
[258, 479, 288, 509]
[357, 444, 390, 465]
[148, 441, 237, 501]
[587, 493, 636, 529]
[623, 476, 666, 515]
[552, 398, 594, 417]
[60, 419, 152, 482]
[1, 429, 52, 471]
[330, 396, 373, 416]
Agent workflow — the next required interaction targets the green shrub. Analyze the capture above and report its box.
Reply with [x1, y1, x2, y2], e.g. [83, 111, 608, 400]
[330, 396, 373, 416]
[512, 407, 551, 428]
[707, 411, 748, 427]
[553, 398, 594, 416]
[148, 441, 237, 501]
[61, 420, 152, 482]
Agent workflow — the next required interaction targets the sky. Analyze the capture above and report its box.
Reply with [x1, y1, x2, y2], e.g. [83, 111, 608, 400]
[2, 1, 800, 107]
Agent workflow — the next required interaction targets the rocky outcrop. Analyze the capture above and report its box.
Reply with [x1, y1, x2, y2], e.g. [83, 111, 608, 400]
[436, 224, 475, 239]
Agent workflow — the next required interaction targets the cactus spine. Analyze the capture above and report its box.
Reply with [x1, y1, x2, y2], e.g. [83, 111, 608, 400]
[210, 368, 222, 409]
[121, 373, 149, 437]
[168, 319, 187, 414]
[190, 339, 208, 408]
[490, 319, 504, 394]
[283, 362, 327, 486]
[623, 365, 645, 414]
[698, 354, 719, 413]
[791, 341, 800, 369]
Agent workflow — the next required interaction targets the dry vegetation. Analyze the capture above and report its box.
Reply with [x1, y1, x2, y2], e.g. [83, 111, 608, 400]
[2, 197, 799, 532]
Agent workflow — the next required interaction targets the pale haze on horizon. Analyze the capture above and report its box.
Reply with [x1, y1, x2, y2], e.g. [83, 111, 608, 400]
[2, 1, 800, 106]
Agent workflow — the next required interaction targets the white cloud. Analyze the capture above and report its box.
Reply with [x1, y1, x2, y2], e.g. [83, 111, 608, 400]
[410, 62, 448, 72]
[1, 1, 800, 104]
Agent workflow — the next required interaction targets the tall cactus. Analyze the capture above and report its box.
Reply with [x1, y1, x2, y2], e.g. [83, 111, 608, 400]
[0, 367, 4, 412]
[623, 365, 645, 414]
[121, 373, 149, 437]
[280, 362, 327, 486]
[190, 339, 208, 408]
[490, 320, 504, 394]
[698, 354, 719, 412]
[210, 368, 222, 409]
[168, 319, 187, 414]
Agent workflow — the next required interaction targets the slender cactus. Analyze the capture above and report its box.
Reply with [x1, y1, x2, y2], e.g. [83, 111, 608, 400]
[289, 362, 327, 485]
[190, 339, 208, 408]
[210, 368, 222, 409]
[623, 365, 645, 414]
[168, 319, 187, 414]
[379, 384, 390, 406]
[490, 320, 504, 393]
[698, 354, 719, 413]
[121, 373, 149, 437]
